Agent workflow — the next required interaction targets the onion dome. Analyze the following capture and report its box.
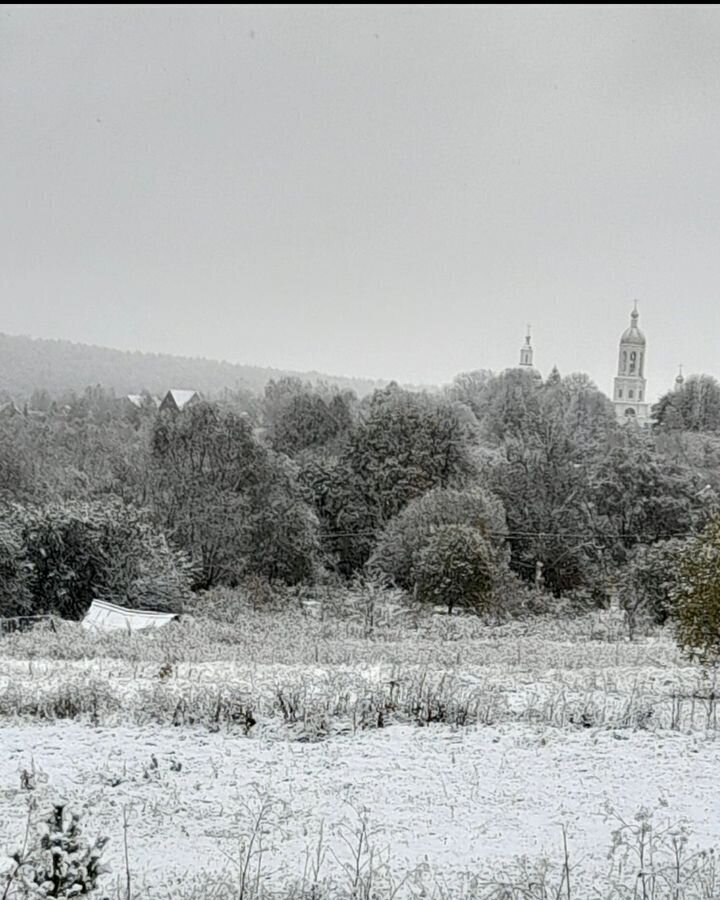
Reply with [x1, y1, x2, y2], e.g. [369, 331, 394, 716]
[620, 301, 646, 345]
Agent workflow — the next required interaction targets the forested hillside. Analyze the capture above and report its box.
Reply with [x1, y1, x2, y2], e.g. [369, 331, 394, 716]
[0, 333, 387, 401]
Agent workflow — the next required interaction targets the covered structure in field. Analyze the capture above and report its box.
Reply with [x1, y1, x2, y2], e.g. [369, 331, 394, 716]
[81, 599, 179, 632]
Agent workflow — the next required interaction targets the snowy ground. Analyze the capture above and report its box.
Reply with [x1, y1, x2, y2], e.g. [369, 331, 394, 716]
[2, 720, 720, 897]
[1, 625, 718, 896]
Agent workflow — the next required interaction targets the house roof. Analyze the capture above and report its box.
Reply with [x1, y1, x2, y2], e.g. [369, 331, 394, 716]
[125, 394, 160, 408]
[165, 389, 201, 410]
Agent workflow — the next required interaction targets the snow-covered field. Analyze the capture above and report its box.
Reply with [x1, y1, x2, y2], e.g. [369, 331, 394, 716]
[2, 722, 720, 897]
[2, 622, 720, 898]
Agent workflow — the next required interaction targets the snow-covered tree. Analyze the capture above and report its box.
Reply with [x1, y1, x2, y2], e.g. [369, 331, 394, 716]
[415, 524, 497, 615]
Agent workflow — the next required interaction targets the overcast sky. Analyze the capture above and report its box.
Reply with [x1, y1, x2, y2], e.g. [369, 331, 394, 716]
[2, 5, 719, 398]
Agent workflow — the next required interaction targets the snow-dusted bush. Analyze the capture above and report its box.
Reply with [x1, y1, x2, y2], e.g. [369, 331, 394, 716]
[1, 499, 193, 620]
[674, 519, 720, 663]
[369, 486, 508, 592]
[4, 804, 109, 898]
[0, 518, 32, 617]
[618, 538, 689, 636]
[415, 524, 497, 615]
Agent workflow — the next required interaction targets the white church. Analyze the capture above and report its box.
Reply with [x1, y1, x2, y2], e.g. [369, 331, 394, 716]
[517, 301, 670, 426]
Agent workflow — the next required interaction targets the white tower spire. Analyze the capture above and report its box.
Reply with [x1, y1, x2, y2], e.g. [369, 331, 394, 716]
[613, 302, 650, 425]
[519, 324, 533, 367]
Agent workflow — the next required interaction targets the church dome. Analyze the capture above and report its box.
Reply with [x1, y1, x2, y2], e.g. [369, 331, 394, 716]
[620, 304, 646, 345]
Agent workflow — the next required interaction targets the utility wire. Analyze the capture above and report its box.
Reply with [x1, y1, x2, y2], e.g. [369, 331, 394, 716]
[317, 528, 698, 541]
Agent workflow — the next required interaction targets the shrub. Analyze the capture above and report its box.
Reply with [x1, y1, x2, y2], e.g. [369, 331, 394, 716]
[0, 518, 32, 617]
[486, 568, 558, 620]
[674, 519, 720, 663]
[4, 803, 109, 899]
[618, 538, 689, 636]
[1, 499, 192, 620]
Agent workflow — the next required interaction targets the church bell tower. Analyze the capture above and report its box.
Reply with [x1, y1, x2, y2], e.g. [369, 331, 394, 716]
[519, 325, 534, 367]
[613, 301, 650, 425]
[517, 325, 542, 383]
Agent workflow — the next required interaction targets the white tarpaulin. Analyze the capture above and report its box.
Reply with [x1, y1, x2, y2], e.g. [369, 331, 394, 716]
[82, 599, 179, 632]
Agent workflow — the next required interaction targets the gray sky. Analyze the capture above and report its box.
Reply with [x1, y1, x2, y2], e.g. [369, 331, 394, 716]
[2, 4, 720, 398]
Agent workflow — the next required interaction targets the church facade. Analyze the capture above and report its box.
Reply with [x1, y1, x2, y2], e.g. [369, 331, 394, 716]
[612, 302, 650, 425]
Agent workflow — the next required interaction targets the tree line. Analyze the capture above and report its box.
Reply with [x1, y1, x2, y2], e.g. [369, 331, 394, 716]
[2, 368, 720, 650]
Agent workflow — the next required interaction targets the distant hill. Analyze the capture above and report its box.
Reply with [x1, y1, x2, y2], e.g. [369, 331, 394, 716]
[0, 333, 390, 401]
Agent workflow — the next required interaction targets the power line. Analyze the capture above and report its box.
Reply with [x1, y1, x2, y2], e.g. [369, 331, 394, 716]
[494, 529, 695, 540]
[318, 528, 698, 541]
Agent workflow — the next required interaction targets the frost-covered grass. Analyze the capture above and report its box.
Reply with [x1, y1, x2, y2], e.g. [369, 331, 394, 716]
[0, 608, 713, 735]
[1, 606, 718, 898]
[0, 653, 718, 735]
[0, 599, 672, 666]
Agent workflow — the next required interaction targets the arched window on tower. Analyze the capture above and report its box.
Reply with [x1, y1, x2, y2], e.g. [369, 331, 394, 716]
[622, 351, 628, 373]
[629, 351, 637, 375]
[629, 389, 634, 399]
[639, 353, 644, 377]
